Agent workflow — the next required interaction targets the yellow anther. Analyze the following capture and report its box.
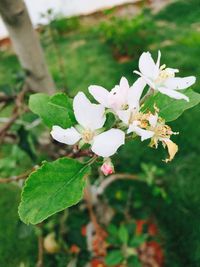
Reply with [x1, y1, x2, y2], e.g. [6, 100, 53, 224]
[82, 129, 95, 143]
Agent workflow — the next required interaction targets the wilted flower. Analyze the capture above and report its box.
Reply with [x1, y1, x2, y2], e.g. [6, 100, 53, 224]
[51, 92, 125, 157]
[134, 51, 196, 101]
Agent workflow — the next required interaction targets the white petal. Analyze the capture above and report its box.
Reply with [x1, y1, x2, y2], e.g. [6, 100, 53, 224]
[73, 92, 106, 130]
[138, 51, 159, 80]
[164, 76, 196, 90]
[88, 85, 110, 107]
[108, 77, 129, 110]
[128, 77, 146, 109]
[91, 129, 125, 157]
[148, 114, 158, 128]
[134, 70, 156, 89]
[116, 110, 131, 124]
[50, 126, 81, 145]
[156, 50, 161, 70]
[158, 87, 189, 101]
[128, 125, 154, 141]
[119, 76, 129, 91]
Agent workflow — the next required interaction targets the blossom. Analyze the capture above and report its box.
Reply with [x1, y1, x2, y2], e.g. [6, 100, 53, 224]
[100, 158, 114, 176]
[106, 80, 153, 141]
[89, 77, 146, 113]
[134, 51, 196, 101]
[50, 92, 125, 157]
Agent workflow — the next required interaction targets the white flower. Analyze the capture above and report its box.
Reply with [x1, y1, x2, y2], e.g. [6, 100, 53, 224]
[89, 77, 146, 113]
[127, 112, 178, 161]
[134, 51, 196, 101]
[50, 92, 125, 157]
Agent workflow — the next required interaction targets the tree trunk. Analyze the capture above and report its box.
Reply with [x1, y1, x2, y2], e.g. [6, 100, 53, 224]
[0, 0, 56, 94]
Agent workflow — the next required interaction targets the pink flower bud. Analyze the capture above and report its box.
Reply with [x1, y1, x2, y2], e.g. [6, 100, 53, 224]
[100, 159, 114, 176]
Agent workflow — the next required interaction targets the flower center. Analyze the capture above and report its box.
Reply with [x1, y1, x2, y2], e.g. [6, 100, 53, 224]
[128, 110, 149, 125]
[82, 129, 95, 143]
[155, 65, 176, 84]
[121, 103, 129, 110]
[150, 124, 172, 139]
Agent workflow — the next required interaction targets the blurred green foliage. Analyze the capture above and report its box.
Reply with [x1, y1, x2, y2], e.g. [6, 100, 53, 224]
[97, 9, 155, 58]
[0, 184, 36, 267]
[50, 17, 80, 35]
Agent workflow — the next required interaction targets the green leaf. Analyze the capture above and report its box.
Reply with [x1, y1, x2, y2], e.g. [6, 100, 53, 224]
[130, 234, 147, 247]
[127, 256, 141, 267]
[18, 157, 90, 224]
[118, 224, 129, 244]
[29, 92, 76, 128]
[142, 89, 200, 122]
[107, 224, 118, 236]
[105, 250, 124, 266]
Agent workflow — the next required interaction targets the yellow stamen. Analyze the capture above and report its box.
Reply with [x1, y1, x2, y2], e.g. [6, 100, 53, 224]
[82, 129, 95, 143]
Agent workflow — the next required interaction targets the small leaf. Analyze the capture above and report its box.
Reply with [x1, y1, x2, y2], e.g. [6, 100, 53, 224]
[142, 89, 200, 122]
[105, 250, 124, 266]
[128, 256, 141, 267]
[130, 234, 147, 247]
[29, 92, 76, 128]
[107, 224, 118, 237]
[118, 224, 129, 244]
[19, 157, 90, 224]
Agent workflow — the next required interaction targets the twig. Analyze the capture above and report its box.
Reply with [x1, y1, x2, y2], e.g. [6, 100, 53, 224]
[84, 182, 107, 257]
[36, 224, 44, 267]
[0, 167, 37, 184]
[140, 88, 154, 105]
[0, 94, 15, 103]
[0, 84, 28, 142]
[97, 173, 138, 195]
[67, 146, 94, 158]
[84, 183, 99, 231]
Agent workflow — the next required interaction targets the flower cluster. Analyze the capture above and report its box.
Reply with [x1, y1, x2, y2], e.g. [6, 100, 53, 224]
[51, 51, 196, 172]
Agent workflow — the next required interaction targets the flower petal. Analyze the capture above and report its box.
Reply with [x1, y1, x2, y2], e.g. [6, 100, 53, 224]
[164, 76, 196, 90]
[73, 92, 106, 130]
[158, 87, 189, 101]
[128, 77, 146, 109]
[128, 124, 154, 141]
[134, 70, 156, 89]
[161, 138, 178, 163]
[50, 126, 81, 145]
[148, 114, 158, 128]
[156, 50, 161, 70]
[138, 51, 159, 80]
[119, 76, 129, 91]
[91, 129, 125, 157]
[88, 85, 110, 107]
[116, 110, 131, 124]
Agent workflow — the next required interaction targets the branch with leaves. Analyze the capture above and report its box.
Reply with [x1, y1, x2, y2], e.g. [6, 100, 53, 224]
[16, 50, 199, 227]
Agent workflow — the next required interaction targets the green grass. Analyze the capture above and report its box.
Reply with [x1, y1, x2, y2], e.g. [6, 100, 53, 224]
[0, 0, 200, 266]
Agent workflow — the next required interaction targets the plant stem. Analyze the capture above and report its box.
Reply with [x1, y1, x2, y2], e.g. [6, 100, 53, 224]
[140, 88, 154, 105]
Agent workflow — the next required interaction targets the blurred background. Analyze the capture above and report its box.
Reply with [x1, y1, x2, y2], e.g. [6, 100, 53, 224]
[0, 0, 200, 266]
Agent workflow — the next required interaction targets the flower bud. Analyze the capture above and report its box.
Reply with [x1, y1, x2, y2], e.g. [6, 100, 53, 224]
[100, 158, 114, 176]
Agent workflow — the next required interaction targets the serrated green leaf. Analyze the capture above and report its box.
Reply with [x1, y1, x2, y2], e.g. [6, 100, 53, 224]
[105, 250, 124, 266]
[19, 157, 90, 224]
[118, 224, 129, 244]
[29, 92, 76, 128]
[142, 89, 200, 122]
